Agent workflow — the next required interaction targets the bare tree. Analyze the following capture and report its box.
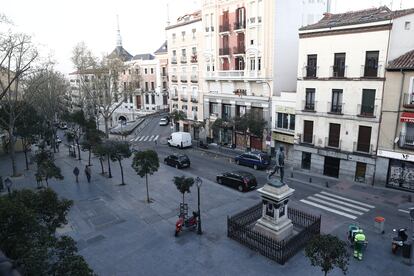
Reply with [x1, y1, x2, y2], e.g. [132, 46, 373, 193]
[0, 32, 39, 176]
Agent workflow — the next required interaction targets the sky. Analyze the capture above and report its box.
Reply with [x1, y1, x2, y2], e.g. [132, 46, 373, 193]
[1, 0, 414, 74]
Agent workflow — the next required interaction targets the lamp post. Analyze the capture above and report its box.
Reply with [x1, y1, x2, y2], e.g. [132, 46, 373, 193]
[4, 177, 12, 197]
[196, 176, 203, 235]
[257, 80, 273, 156]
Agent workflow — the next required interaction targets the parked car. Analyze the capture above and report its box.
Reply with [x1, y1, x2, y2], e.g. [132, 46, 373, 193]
[164, 154, 191, 169]
[234, 151, 270, 170]
[167, 132, 192, 148]
[159, 117, 169, 126]
[216, 171, 257, 192]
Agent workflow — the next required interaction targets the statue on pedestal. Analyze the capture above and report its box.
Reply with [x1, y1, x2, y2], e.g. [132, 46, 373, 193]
[267, 146, 285, 188]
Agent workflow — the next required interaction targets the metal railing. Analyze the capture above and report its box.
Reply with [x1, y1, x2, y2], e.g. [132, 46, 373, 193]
[399, 134, 414, 149]
[234, 21, 246, 30]
[327, 102, 344, 114]
[357, 104, 377, 117]
[171, 75, 178, 82]
[172, 95, 178, 101]
[353, 142, 373, 155]
[191, 54, 197, 63]
[325, 137, 341, 149]
[180, 95, 188, 102]
[330, 65, 347, 78]
[302, 100, 316, 112]
[219, 24, 230, 33]
[171, 56, 177, 64]
[191, 96, 198, 103]
[403, 93, 414, 108]
[190, 75, 198, 83]
[361, 64, 382, 78]
[219, 47, 230, 55]
[302, 66, 318, 78]
[180, 56, 187, 64]
[180, 75, 188, 83]
[233, 45, 246, 55]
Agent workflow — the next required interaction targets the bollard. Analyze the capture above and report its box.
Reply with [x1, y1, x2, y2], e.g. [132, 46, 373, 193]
[326, 181, 329, 188]
[291, 172, 293, 178]
[309, 177, 312, 183]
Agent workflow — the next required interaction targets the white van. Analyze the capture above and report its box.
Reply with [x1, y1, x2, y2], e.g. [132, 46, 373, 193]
[167, 132, 192, 148]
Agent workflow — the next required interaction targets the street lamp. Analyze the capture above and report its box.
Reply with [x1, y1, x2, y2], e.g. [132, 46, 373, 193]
[4, 177, 12, 197]
[196, 176, 203, 235]
[257, 80, 273, 156]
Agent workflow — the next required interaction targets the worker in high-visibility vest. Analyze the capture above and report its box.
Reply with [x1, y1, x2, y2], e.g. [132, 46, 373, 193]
[354, 229, 366, 260]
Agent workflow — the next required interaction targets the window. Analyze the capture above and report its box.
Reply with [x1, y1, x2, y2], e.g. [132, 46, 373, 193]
[258, 57, 261, 71]
[305, 88, 315, 111]
[151, 82, 155, 90]
[209, 102, 218, 115]
[144, 68, 148, 74]
[333, 53, 346, 77]
[405, 21, 411, 30]
[306, 54, 317, 78]
[181, 31, 185, 41]
[357, 126, 372, 153]
[360, 89, 376, 116]
[250, 39, 254, 45]
[151, 68, 154, 74]
[289, 115, 295, 130]
[328, 123, 341, 148]
[172, 50, 176, 57]
[129, 95, 133, 103]
[222, 104, 231, 120]
[331, 89, 343, 113]
[123, 92, 127, 102]
[145, 94, 149, 104]
[135, 68, 139, 74]
[162, 67, 166, 76]
[192, 28, 196, 39]
[181, 49, 186, 57]
[303, 120, 314, 144]
[276, 113, 295, 131]
[163, 81, 167, 89]
[145, 82, 149, 91]
[192, 47, 197, 55]
[250, 59, 255, 70]
[151, 94, 155, 104]
[236, 105, 246, 117]
[355, 162, 367, 183]
[364, 51, 379, 77]
[301, 152, 311, 170]
[123, 82, 127, 90]
[172, 33, 176, 42]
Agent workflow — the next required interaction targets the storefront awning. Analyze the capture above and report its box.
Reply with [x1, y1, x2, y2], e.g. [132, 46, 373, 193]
[400, 112, 414, 123]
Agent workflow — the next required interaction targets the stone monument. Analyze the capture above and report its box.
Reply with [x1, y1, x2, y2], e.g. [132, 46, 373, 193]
[254, 146, 295, 241]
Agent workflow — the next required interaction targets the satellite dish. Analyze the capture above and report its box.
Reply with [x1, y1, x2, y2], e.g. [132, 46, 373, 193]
[409, 208, 414, 220]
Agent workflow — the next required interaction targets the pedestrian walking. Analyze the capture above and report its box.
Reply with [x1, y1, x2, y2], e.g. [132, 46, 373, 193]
[85, 165, 91, 183]
[73, 166, 80, 183]
[35, 173, 43, 189]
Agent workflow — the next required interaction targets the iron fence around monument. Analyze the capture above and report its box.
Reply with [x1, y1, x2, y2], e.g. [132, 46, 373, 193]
[227, 203, 321, 265]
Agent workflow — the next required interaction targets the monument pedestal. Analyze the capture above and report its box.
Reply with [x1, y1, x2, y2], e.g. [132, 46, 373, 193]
[254, 180, 295, 241]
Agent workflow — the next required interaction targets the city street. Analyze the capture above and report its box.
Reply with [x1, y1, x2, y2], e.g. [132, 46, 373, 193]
[1, 115, 413, 275]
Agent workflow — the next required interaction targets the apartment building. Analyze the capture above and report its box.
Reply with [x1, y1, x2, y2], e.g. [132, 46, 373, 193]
[166, 11, 204, 139]
[201, 0, 326, 152]
[294, 7, 414, 184]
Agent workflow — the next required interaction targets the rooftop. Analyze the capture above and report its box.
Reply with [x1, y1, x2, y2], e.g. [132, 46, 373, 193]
[108, 46, 133, 62]
[300, 6, 414, 31]
[387, 49, 414, 70]
[132, 53, 155, 61]
[154, 41, 168, 55]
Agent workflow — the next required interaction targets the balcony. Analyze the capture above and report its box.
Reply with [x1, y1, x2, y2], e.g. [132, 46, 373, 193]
[180, 75, 188, 83]
[172, 95, 178, 101]
[399, 134, 414, 149]
[327, 102, 344, 115]
[171, 75, 178, 82]
[219, 24, 230, 33]
[234, 89, 247, 96]
[233, 45, 245, 55]
[325, 137, 342, 149]
[180, 95, 188, 102]
[171, 56, 177, 64]
[302, 66, 318, 79]
[191, 96, 198, 103]
[302, 100, 316, 112]
[330, 65, 347, 78]
[191, 54, 197, 63]
[234, 21, 246, 31]
[353, 142, 373, 155]
[180, 56, 187, 64]
[357, 104, 377, 118]
[219, 47, 230, 56]
[361, 64, 382, 78]
[403, 93, 414, 108]
[299, 134, 315, 146]
[190, 75, 198, 83]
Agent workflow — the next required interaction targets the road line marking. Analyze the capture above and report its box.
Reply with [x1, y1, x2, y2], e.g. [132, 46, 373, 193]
[148, 135, 155, 141]
[139, 136, 145, 141]
[143, 136, 150, 141]
[129, 138, 134, 142]
[398, 209, 409, 214]
[134, 136, 140, 142]
[320, 191, 375, 209]
[154, 135, 159, 141]
[300, 199, 357, 220]
[307, 196, 364, 215]
[313, 194, 370, 212]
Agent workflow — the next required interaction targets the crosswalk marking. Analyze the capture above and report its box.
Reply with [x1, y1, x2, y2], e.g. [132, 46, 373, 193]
[300, 199, 358, 220]
[131, 135, 161, 143]
[300, 191, 375, 220]
[139, 136, 146, 141]
[143, 136, 150, 141]
[154, 135, 159, 141]
[130, 138, 135, 142]
[134, 136, 140, 141]
[320, 191, 375, 209]
[149, 135, 155, 141]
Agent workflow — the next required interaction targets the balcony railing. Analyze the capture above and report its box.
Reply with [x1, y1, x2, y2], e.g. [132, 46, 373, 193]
[171, 75, 178, 82]
[353, 142, 373, 155]
[327, 102, 344, 114]
[234, 21, 246, 30]
[361, 64, 382, 78]
[357, 104, 377, 118]
[325, 137, 341, 149]
[299, 134, 315, 145]
[219, 48, 230, 55]
[233, 45, 246, 55]
[190, 75, 198, 83]
[191, 54, 197, 63]
[302, 66, 318, 78]
[172, 95, 178, 101]
[191, 96, 198, 103]
[171, 56, 177, 64]
[234, 89, 247, 96]
[180, 56, 187, 64]
[180, 75, 188, 83]
[399, 134, 414, 149]
[403, 93, 414, 108]
[180, 95, 188, 102]
[330, 65, 347, 78]
[219, 24, 230, 33]
[302, 100, 316, 112]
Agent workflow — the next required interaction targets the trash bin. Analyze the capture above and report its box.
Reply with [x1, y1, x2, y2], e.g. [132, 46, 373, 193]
[402, 242, 412, 258]
[374, 216, 385, 233]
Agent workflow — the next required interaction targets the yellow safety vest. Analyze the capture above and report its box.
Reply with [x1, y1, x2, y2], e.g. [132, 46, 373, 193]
[355, 233, 366, 242]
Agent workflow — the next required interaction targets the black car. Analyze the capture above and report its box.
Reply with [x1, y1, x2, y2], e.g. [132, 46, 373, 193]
[234, 151, 270, 170]
[216, 171, 257, 192]
[164, 154, 190, 169]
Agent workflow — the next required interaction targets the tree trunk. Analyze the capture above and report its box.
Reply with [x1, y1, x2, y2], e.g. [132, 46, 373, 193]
[76, 139, 81, 160]
[23, 146, 29, 170]
[99, 158, 105, 174]
[45, 178, 49, 187]
[119, 160, 125, 185]
[145, 173, 150, 203]
[182, 193, 185, 205]
[9, 130, 17, 177]
[107, 157, 112, 178]
[88, 150, 91, 166]
[104, 117, 109, 138]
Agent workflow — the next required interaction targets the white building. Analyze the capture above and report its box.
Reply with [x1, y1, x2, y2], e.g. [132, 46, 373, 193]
[294, 6, 414, 184]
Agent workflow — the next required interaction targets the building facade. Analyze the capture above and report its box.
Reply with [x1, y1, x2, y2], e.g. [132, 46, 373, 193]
[166, 11, 204, 139]
[293, 7, 414, 184]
